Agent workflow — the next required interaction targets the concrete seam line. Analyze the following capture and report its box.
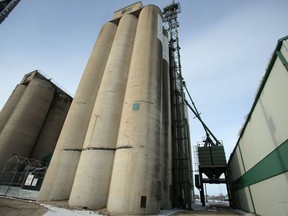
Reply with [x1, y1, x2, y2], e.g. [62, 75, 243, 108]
[63, 148, 82, 152]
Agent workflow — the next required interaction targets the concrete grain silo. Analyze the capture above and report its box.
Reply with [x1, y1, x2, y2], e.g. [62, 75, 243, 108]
[38, 22, 117, 201]
[69, 13, 137, 209]
[160, 31, 172, 209]
[0, 70, 72, 199]
[35, 2, 193, 215]
[30, 92, 72, 161]
[107, 5, 163, 215]
[0, 77, 55, 171]
[0, 84, 26, 134]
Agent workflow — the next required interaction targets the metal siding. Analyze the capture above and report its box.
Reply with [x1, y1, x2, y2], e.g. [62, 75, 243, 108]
[232, 140, 288, 190]
[238, 102, 274, 171]
[263, 57, 288, 144]
[234, 187, 255, 212]
[229, 146, 245, 181]
[251, 173, 288, 216]
[198, 146, 226, 166]
[281, 39, 288, 62]
[229, 47, 288, 215]
[237, 56, 288, 171]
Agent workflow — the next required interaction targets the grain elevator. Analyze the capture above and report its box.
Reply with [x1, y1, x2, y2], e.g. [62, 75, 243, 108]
[37, 2, 193, 215]
[0, 70, 72, 172]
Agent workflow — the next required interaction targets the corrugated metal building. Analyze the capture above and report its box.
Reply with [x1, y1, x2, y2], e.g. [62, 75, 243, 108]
[228, 36, 288, 215]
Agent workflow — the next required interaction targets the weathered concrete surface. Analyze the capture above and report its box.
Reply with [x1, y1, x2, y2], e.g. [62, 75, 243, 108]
[0, 84, 26, 134]
[107, 5, 163, 215]
[0, 79, 55, 171]
[69, 13, 137, 210]
[0, 197, 47, 216]
[38, 22, 117, 202]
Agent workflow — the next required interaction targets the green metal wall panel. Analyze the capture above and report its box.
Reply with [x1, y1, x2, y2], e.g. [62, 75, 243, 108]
[232, 139, 288, 191]
[198, 146, 226, 166]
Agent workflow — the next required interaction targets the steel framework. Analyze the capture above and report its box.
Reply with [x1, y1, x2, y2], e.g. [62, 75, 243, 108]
[0, 155, 47, 194]
[0, 0, 21, 24]
[163, 2, 193, 209]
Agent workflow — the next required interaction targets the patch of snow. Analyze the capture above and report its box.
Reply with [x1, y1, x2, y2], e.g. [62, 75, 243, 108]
[42, 204, 101, 216]
[42, 204, 182, 216]
[159, 209, 182, 215]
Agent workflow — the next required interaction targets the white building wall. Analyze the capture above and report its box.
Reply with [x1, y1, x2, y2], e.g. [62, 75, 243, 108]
[228, 38, 288, 216]
[239, 56, 288, 171]
[251, 174, 288, 216]
[236, 187, 255, 213]
[281, 39, 288, 60]
[229, 146, 245, 181]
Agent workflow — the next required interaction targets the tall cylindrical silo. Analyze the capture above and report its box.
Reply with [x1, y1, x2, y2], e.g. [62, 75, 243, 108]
[38, 22, 117, 201]
[69, 14, 138, 209]
[0, 84, 26, 134]
[160, 32, 172, 209]
[107, 5, 163, 215]
[0, 78, 55, 171]
[30, 93, 72, 161]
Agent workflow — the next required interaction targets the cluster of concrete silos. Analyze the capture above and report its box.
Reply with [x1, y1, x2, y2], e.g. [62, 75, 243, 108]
[38, 4, 172, 215]
[0, 71, 72, 171]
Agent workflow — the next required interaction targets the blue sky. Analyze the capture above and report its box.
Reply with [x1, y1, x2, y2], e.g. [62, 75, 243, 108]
[1, 0, 287, 195]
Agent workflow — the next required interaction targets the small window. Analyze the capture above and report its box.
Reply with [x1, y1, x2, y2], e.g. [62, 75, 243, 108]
[140, 196, 146, 208]
[132, 103, 140, 110]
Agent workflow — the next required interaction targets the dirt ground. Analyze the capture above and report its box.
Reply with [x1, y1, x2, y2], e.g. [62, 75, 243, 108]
[0, 197, 48, 216]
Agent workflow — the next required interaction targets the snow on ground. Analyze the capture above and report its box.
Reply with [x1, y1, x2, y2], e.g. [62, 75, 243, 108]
[42, 204, 101, 216]
[42, 204, 181, 216]
[158, 209, 182, 215]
